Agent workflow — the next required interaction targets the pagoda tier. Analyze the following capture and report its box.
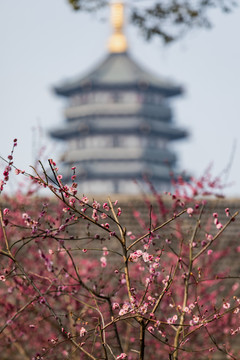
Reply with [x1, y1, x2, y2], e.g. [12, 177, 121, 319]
[50, 3, 188, 194]
[50, 52, 187, 194]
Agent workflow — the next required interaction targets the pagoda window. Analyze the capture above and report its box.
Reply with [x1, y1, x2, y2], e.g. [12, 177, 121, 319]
[70, 94, 81, 106]
[78, 139, 85, 149]
[156, 138, 167, 149]
[153, 94, 164, 105]
[121, 92, 138, 103]
[118, 135, 141, 148]
[94, 92, 111, 104]
[69, 138, 78, 150]
[83, 135, 113, 148]
[137, 93, 144, 104]
[112, 92, 121, 103]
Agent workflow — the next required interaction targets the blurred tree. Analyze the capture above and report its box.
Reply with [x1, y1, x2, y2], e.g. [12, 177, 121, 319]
[67, 0, 237, 43]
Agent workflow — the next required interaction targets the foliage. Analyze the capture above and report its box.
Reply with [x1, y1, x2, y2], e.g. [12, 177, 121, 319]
[67, 0, 237, 43]
[0, 141, 240, 360]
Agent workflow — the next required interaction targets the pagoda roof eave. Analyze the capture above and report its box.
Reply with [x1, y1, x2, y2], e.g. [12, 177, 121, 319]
[53, 52, 183, 98]
[49, 126, 188, 141]
[53, 83, 183, 98]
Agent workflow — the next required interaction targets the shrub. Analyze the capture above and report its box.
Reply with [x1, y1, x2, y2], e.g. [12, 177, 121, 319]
[0, 141, 240, 360]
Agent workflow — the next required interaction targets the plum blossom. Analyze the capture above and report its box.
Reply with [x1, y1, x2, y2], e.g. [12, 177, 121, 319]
[189, 303, 195, 310]
[162, 275, 170, 285]
[225, 208, 230, 217]
[79, 327, 87, 337]
[192, 315, 200, 324]
[187, 207, 194, 217]
[92, 200, 100, 209]
[100, 256, 107, 268]
[216, 222, 223, 230]
[129, 250, 142, 262]
[117, 353, 127, 359]
[119, 302, 132, 316]
[112, 302, 120, 310]
[142, 252, 153, 263]
[3, 208, 9, 215]
[103, 202, 109, 211]
[80, 196, 89, 204]
[223, 302, 230, 309]
[148, 326, 154, 333]
[102, 247, 109, 256]
[117, 207, 122, 216]
[167, 315, 178, 324]
[92, 209, 99, 222]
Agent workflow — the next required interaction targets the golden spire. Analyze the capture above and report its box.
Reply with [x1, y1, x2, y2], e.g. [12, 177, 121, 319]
[108, 1, 128, 53]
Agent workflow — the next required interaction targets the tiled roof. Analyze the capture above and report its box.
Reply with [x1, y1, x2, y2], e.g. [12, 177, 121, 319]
[54, 52, 183, 96]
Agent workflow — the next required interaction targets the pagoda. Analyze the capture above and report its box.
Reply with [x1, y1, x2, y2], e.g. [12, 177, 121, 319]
[50, 2, 188, 194]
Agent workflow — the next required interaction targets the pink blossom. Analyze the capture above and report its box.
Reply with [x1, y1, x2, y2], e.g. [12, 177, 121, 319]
[189, 303, 195, 310]
[3, 208, 9, 215]
[206, 233, 213, 241]
[225, 208, 230, 217]
[192, 315, 199, 324]
[187, 207, 194, 217]
[102, 247, 109, 256]
[92, 200, 100, 209]
[117, 207, 122, 216]
[142, 252, 153, 263]
[158, 329, 166, 337]
[22, 213, 29, 219]
[167, 315, 178, 324]
[112, 302, 120, 310]
[117, 353, 127, 359]
[79, 327, 87, 337]
[119, 302, 131, 316]
[148, 326, 154, 333]
[129, 251, 142, 262]
[92, 209, 99, 222]
[223, 302, 230, 309]
[100, 256, 107, 268]
[162, 275, 169, 285]
[81, 196, 89, 204]
[103, 203, 109, 211]
[216, 222, 223, 230]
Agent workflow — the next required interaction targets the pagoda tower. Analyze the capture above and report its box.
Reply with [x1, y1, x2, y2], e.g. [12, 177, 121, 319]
[50, 2, 188, 194]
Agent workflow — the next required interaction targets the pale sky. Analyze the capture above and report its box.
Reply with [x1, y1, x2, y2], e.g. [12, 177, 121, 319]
[1, 1, 240, 196]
